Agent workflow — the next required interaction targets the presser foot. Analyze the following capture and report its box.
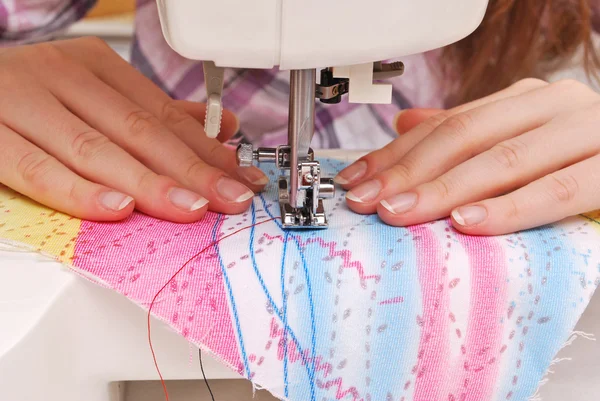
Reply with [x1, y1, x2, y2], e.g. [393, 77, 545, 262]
[278, 177, 328, 229]
[236, 143, 335, 229]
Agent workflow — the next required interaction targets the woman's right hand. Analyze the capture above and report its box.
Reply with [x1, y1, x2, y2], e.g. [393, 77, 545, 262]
[0, 37, 269, 223]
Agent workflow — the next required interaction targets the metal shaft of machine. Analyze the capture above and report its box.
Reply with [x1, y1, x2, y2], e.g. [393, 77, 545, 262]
[288, 69, 316, 209]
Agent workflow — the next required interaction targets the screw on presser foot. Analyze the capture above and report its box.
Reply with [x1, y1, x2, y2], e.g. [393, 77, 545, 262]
[235, 143, 256, 167]
[236, 143, 277, 167]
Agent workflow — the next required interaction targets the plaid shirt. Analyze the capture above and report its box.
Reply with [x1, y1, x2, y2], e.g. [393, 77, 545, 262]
[3, 0, 595, 150]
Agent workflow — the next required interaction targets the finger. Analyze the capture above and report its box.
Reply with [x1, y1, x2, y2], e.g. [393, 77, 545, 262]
[376, 107, 600, 226]
[174, 100, 240, 144]
[394, 109, 442, 135]
[164, 101, 266, 192]
[335, 78, 548, 187]
[40, 64, 254, 215]
[450, 154, 600, 235]
[53, 38, 268, 192]
[345, 79, 597, 215]
[0, 124, 134, 221]
[0, 86, 210, 223]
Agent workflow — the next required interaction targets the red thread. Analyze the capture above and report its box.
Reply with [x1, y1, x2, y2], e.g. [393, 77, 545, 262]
[147, 216, 280, 400]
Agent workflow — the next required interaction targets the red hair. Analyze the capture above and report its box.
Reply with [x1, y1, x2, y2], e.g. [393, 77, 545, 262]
[441, 0, 600, 106]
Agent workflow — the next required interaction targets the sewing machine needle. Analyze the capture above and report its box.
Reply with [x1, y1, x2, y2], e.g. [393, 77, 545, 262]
[288, 69, 316, 209]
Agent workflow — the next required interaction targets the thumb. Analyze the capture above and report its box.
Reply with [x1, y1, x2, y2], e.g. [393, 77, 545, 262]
[393, 108, 443, 135]
[174, 100, 240, 143]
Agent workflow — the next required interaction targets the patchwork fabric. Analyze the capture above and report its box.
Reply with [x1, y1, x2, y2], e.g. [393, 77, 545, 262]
[1, 159, 599, 401]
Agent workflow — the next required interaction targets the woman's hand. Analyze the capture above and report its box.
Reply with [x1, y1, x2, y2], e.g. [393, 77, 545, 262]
[335, 78, 600, 235]
[0, 37, 268, 223]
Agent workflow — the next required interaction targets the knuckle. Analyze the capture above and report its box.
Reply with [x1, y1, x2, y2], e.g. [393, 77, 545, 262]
[489, 139, 528, 169]
[430, 177, 453, 199]
[124, 110, 162, 140]
[378, 146, 397, 165]
[389, 158, 417, 183]
[206, 141, 225, 159]
[32, 42, 66, 64]
[66, 180, 80, 204]
[438, 113, 474, 143]
[363, 146, 393, 169]
[551, 79, 597, 100]
[505, 195, 522, 222]
[51, 37, 112, 61]
[184, 156, 208, 179]
[511, 78, 548, 91]
[16, 151, 55, 187]
[545, 173, 579, 204]
[135, 170, 157, 192]
[160, 101, 194, 128]
[551, 78, 586, 92]
[421, 111, 451, 132]
[70, 130, 111, 160]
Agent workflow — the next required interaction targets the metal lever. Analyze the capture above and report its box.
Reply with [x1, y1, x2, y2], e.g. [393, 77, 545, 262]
[203, 61, 225, 138]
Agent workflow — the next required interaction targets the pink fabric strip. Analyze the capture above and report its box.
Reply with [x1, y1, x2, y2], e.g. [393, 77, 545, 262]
[451, 235, 507, 401]
[411, 224, 451, 401]
[73, 213, 243, 372]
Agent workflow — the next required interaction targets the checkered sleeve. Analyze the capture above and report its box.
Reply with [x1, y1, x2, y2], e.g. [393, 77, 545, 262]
[0, 0, 97, 46]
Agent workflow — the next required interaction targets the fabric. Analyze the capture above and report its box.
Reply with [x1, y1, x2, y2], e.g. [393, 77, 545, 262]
[0, 0, 96, 44]
[1, 3, 600, 399]
[2, 159, 600, 401]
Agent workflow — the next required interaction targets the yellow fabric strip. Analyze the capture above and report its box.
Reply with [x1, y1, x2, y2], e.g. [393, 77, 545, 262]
[0, 186, 82, 263]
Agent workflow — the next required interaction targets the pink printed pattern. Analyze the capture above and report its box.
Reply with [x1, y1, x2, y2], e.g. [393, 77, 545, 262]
[73, 213, 243, 373]
[59, 166, 600, 401]
[411, 225, 451, 400]
[455, 235, 506, 401]
[264, 233, 380, 283]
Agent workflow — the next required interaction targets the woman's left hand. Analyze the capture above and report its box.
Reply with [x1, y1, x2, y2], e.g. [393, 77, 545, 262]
[335, 78, 600, 235]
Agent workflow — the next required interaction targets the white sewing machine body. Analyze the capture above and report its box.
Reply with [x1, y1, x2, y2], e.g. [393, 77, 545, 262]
[158, 0, 490, 230]
[156, 0, 489, 70]
[158, 0, 489, 228]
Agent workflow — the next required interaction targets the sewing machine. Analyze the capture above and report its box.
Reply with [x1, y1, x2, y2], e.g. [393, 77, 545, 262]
[2, 2, 600, 397]
[156, 0, 490, 228]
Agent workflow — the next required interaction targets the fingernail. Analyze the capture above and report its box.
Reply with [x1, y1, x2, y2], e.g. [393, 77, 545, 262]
[335, 161, 368, 185]
[452, 205, 488, 226]
[236, 166, 269, 186]
[99, 191, 133, 211]
[346, 179, 382, 203]
[216, 176, 254, 203]
[392, 110, 406, 133]
[380, 192, 418, 214]
[168, 187, 208, 211]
